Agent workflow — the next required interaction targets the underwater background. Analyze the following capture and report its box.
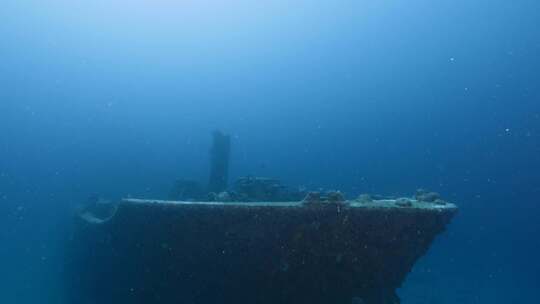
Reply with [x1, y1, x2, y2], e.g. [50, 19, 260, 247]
[1, 0, 539, 303]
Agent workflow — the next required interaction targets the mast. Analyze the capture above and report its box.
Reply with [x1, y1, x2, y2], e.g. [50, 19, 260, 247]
[208, 130, 231, 193]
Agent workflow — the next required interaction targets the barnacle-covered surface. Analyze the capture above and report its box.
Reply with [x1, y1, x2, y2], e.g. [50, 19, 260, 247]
[66, 197, 457, 304]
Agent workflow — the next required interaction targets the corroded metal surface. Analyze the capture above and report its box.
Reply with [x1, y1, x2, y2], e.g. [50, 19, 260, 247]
[66, 198, 457, 304]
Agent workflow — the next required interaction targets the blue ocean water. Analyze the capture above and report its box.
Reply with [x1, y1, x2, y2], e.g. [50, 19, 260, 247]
[1, 1, 539, 303]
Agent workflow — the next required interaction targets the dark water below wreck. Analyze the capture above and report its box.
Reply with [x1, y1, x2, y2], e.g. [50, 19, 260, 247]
[1, 1, 539, 303]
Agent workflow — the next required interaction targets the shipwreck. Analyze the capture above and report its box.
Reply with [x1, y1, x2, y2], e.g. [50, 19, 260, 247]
[66, 131, 457, 304]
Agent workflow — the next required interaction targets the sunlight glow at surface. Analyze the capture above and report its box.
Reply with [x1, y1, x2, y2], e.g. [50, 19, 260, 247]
[30, 0, 387, 42]
[3, 0, 394, 59]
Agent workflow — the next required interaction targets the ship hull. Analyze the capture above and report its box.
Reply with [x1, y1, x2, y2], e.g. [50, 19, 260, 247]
[66, 199, 456, 304]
